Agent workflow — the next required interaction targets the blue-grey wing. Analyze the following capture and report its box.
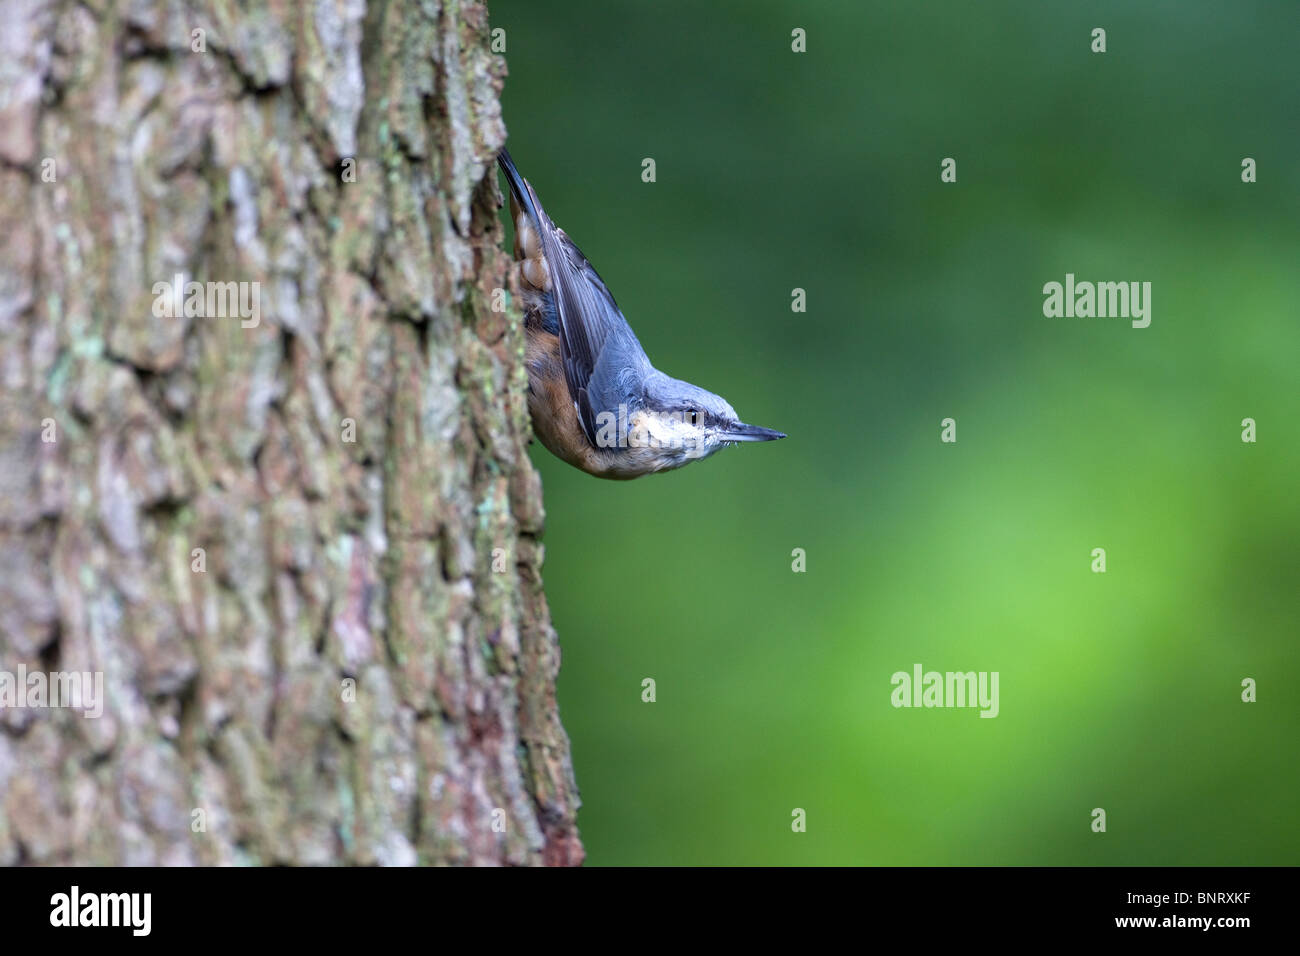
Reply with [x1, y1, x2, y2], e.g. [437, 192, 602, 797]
[547, 232, 649, 444]
[498, 150, 648, 444]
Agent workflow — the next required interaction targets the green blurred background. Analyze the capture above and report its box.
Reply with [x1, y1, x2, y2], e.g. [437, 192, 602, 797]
[490, 0, 1299, 864]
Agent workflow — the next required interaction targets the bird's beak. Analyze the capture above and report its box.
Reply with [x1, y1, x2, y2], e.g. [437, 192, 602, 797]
[720, 421, 786, 442]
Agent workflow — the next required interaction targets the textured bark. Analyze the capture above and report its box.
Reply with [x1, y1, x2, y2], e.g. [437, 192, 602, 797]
[0, 0, 582, 865]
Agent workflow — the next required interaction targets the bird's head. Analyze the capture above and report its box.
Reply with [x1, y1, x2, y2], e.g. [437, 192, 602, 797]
[623, 372, 785, 470]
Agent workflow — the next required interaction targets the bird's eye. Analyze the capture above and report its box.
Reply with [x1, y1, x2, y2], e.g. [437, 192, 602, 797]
[687, 409, 699, 425]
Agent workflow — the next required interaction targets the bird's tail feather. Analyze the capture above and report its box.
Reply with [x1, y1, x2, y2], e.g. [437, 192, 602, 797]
[497, 148, 543, 227]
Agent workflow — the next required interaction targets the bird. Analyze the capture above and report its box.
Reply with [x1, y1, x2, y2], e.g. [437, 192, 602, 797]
[497, 148, 785, 479]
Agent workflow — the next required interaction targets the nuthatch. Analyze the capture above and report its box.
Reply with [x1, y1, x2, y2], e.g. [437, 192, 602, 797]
[498, 149, 785, 479]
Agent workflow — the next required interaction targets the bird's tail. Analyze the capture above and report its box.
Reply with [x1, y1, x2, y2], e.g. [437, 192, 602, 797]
[497, 148, 543, 227]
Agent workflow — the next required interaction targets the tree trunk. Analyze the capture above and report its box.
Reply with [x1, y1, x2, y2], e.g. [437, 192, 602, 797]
[0, 0, 582, 866]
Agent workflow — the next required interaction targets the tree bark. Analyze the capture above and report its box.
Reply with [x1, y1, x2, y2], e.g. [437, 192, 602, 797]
[0, 0, 582, 866]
